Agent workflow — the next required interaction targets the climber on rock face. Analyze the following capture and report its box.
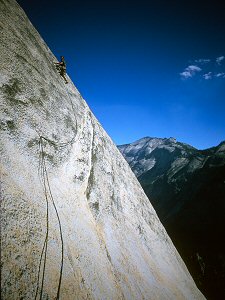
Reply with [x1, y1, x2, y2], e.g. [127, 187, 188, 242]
[54, 56, 68, 84]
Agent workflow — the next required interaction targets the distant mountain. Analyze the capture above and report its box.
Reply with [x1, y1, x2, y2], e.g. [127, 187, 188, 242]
[118, 137, 225, 300]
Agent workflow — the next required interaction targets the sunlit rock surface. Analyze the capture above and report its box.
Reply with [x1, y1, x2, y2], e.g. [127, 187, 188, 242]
[0, 0, 205, 299]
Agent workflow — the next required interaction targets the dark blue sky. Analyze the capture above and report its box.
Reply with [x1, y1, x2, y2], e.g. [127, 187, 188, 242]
[17, 0, 225, 149]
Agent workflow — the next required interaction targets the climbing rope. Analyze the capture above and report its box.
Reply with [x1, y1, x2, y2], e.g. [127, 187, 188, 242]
[34, 137, 50, 300]
[44, 157, 64, 300]
[35, 86, 79, 299]
[35, 136, 64, 300]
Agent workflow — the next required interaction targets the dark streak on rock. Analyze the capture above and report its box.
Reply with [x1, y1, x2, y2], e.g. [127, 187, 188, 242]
[1, 78, 26, 105]
[86, 121, 100, 217]
[105, 247, 112, 263]
[6, 120, 16, 130]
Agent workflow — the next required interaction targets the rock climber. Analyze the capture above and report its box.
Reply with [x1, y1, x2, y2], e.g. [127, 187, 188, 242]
[54, 56, 68, 84]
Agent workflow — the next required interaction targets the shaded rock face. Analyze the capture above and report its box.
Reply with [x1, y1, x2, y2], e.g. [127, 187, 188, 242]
[119, 137, 225, 300]
[0, 1, 205, 299]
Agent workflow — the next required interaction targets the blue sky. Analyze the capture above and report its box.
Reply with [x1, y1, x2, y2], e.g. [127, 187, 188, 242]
[17, 0, 225, 149]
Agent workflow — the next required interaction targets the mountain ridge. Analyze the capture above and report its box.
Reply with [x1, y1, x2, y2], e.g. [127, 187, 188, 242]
[119, 136, 225, 299]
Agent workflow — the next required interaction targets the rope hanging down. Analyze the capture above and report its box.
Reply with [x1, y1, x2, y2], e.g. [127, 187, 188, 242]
[35, 87, 79, 299]
[35, 136, 64, 300]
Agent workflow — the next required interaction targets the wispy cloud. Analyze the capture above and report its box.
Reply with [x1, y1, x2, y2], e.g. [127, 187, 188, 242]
[194, 58, 210, 64]
[180, 56, 225, 81]
[203, 72, 212, 80]
[216, 56, 224, 65]
[215, 72, 225, 78]
[180, 65, 201, 79]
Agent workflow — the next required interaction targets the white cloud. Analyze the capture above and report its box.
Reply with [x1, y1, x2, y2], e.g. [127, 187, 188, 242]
[216, 56, 224, 65]
[180, 71, 192, 79]
[194, 58, 210, 64]
[186, 65, 202, 72]
[181, 56, 225, 81]
[180, 65, 202, 79]
[203, 72, 212, 80]
[215, 72, 225, 78]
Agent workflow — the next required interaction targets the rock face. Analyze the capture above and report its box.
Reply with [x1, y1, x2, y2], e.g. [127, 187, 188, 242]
[119, 137, 225, 299]
[0, 1, 205, 299]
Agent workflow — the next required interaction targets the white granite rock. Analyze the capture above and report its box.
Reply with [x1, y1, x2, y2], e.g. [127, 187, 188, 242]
[0, 0, 205, 299]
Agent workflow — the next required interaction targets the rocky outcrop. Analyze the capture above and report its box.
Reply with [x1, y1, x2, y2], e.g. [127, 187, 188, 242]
[0, 1, 205, 299]
[119, 137, 225, 299]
